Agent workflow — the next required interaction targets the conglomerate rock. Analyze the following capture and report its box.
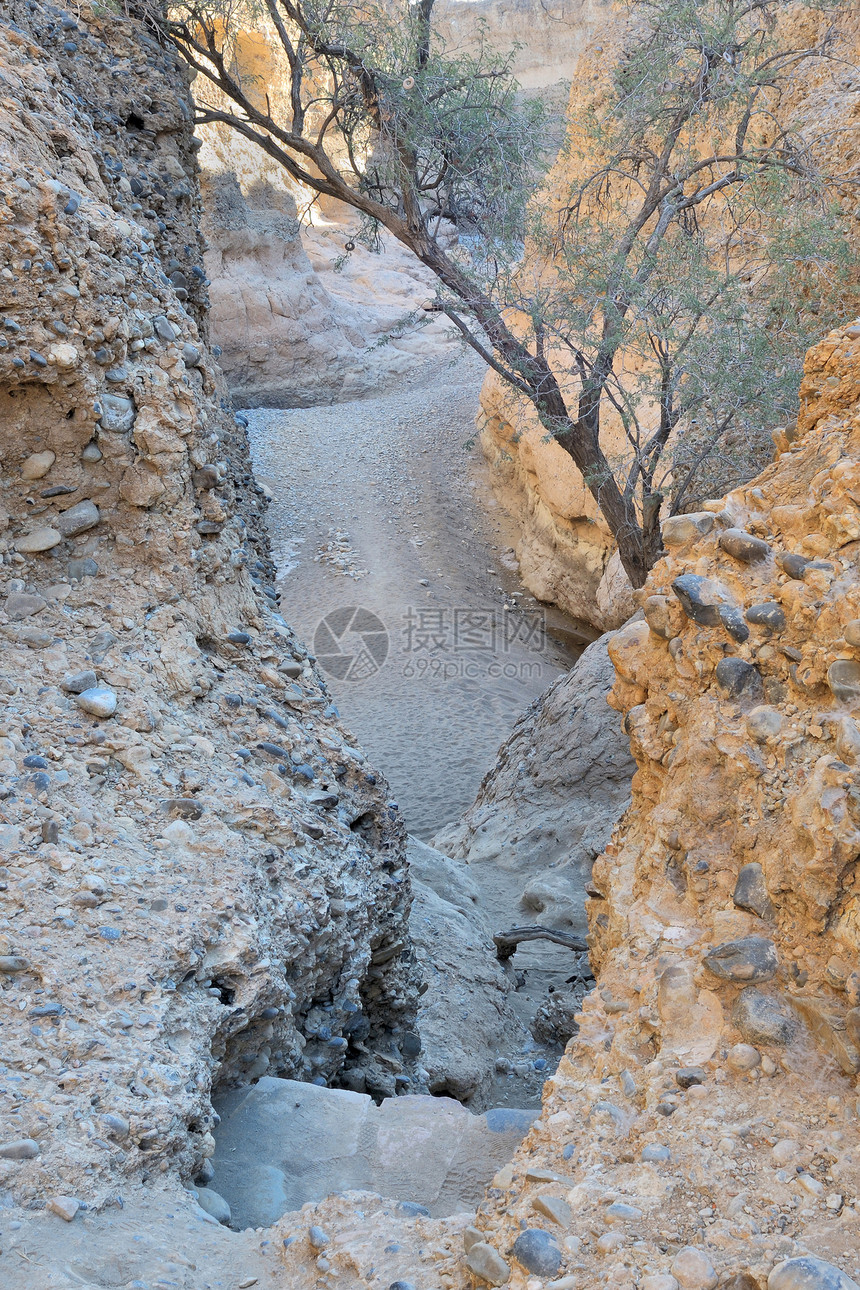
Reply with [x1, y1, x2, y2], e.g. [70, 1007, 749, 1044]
[0, 0, 418, 1217]
[453, 321, 860, 1287]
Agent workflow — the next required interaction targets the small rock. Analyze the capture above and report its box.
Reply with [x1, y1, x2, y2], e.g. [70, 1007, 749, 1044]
[102, 1113, 130, 1138]
[164, 798, 203, 820]
[672, 1247, 718, 1290]
[745, 602, 786, 631]
[465, 1242, 511, 1286]
[746, 706, 782, 744]
[81, 440, 102, 463]
[533, 1193, 572, 1227]
[727, 1042, 760, 1071]
[0, 957, 29, 973]
[732, 863, 775, 918]
[182, 342, 201, 366]
[718, 605, 749, 642]
[0, 1138, 40, 1160]
[15, 527, 62, 553]
[463, 1226, 483, 1253]
[68, 557, 99, 580]
[153, 314, 178, 342]
[4, 592, 46, 620]
[641, 1143, 671, 1162]
[643, 1278, 679, 1290]
[308, 1225, 329, 1248]
[675, 1067, 706, 1089]
[56, 500, 100, 538]
[703, 935, 778, 983]
[732, 988, 795, 1046]
[75, 687, 117, 718]
[21, 450, 55, 480]
[778, 553, 810, 579]
[605, 1202, 643, 1223]
[672, 574, 734, 627]
[98, 393, 136, 432]
[61, 670, 98, 695]
[719, 528, 771, 562]
[661, 512, 715, 545]
[715, 657, 763, 702]
[844, 620, 860, 647]
[47, 1195, 80, 1222]
[512, 1229, 562, 1278]
[194, 1186, 231, 1224]
[828, 660, 860, 705]
[228, 630, 251, 645]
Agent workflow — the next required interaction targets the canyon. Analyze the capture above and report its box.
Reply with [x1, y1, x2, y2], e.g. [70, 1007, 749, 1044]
[0, 3, 858, 1290]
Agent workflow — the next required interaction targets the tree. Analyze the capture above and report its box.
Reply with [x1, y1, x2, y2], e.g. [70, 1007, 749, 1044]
[145, 0, 854, 588]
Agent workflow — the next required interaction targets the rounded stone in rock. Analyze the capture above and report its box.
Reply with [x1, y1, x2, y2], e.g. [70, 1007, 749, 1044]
[844, 620, 860, 648]
[0, 1138, 41, 1160]
[512, 1228, 562, 1278]
[769, 1257, 860, 1290]
[4, 592, 46, 620]
[182, 342, 201, 366]
[308, 1225, 329, 1249]
[102, 1113, 129, 1138]
[828, 660, 860, 705]
[745, 602, 786, 631]
[718, 605, 749, 642]
[0, 956, 29, 973]
[703, 935, 778, 983]
[732, 862, 775, 919]
[779, 553, 810, 580]
[671, 574, 734, 627]
[98, 393, 136, 432]
[21, 450, 55, 479]
[737, 985, 795, 1044]
[727, 1042, 760, 1071]
[75, 686, 117, 718]
[719, 528, 771, 562]
[81, 441, 102, 463]
[68, 557, 99, 581]
[643, 1277, 679, 1290]
[388, 1282, 416, 1290]
[661, 512, 715, 545]
[47, 1195, 80, 1222]
[153, 314, 178, 342]
[641, 1143, 671, 1162]
[57, 500, 100, 538]
[15, 527, 62, 553]
[465, 1241, 512, 1286]
[605, 1201, 643, 1222]
[715, 657, 763, 703]
[61, 669, 98, 695]
[227, 631, 251, 645]
[675, 1067, 706, 1089]
[672, 1247, 718, 1290]
[746, 706, 782, 744]
[194, 1186, 231, 1225]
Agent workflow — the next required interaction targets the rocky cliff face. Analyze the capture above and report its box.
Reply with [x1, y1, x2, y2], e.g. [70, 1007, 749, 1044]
[451, 319, 860, 1288]
[0, 0, 418, 1220]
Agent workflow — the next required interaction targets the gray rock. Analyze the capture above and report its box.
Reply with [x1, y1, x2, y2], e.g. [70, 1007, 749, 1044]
[81, 440, 102, 462]
[779, 553, 810, 579]
[672, 1246, 718, 1290]
[733, 988, 796, 1046]
[0, 956, 29, 973]
[745, 602, 786, 631]
[98, 393, 136, 432]
[102, 1113, 130, 1138]
[153, 314, 178, 342]
[674, 1067, 706, 1088]
[671, 574, 734, 627]
[703, 935, 778, 983]
[719, 528, 771, 562]
[0, 1138, 41, 1160]
[512, 1228, 562, 1278]
[641, 1143, 671, 1161]
[182, 342, 201, 366]
[74, 686, 117, 718]
[47, 1195, 80, 1221]
[733, 862, 774, 919]
[105, 365, 129, 384]
[746, 706, 783, 743]
[769, 1257, 860, 1290]
[61, 669, 98, 695]
[68, 557, 99, 581]
[465, 1242, 511, 1286]
[715, 657, 763, 702]
[605, 1201, 643, 1222]
[828, 660, 860, 704]
[4, 592, 46, 620]
[308, 1225, 329, 1248]
[15, 527, 62, 554]
[57, 500, 100, 538]
[194, 1186, 231, 1225]
[718, 605, 749, 642]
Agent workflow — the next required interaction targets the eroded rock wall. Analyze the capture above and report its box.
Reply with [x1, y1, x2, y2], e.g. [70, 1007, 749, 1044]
[0, 0, 417, 1216]
[450, 320, 860, 1288]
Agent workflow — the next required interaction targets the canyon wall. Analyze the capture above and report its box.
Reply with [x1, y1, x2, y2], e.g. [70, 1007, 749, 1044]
[480, 4, 860, 631]
[0, 0, 421, 1224]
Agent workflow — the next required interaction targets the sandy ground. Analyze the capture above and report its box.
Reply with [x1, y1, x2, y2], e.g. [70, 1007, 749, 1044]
[248, 349, 579, 840]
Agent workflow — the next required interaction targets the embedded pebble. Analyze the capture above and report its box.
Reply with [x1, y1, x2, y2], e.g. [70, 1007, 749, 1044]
[57, 499, 100, 538]
[0, 1139, 41, 1160]
[75, 686, 117, 717]
[47, 1195, 80, 1221]
[727, 1042, 761, 1071]
[194, 1186, 231, 1224]
[61, 669, 98, 694]
[703, 935, 778, 982]
[15, 526, 62, 553]
[768, 1257, 860, 1290]
[512, 1228, 562, 1277]
[21, 450, 55, 479]
[465, 1242, 512, 1285]
[671, 1247, 718, 1290]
